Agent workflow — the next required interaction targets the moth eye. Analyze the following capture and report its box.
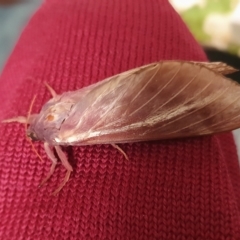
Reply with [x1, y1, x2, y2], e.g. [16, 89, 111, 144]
[27, 131, 39, 141]
[46, 114, 55, 121]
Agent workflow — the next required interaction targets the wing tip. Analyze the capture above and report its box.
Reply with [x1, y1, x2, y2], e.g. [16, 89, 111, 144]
[193, 61, 239, 75]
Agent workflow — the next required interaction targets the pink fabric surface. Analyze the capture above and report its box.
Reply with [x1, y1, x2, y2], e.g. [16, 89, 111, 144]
[0, 0, 240, 239]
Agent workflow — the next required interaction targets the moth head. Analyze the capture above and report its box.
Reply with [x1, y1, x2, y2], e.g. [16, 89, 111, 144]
[27, 99, 74, 143]
[26, 128, 40, 141]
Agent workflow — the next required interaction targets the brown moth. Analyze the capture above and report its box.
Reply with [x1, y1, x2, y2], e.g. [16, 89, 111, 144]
[3, 60, 240, 194]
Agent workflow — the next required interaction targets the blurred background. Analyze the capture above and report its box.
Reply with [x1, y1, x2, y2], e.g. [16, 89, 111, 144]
[0, 0, 240, 154]
[0, 0, 41, 72]
[170, 0, 240, 83]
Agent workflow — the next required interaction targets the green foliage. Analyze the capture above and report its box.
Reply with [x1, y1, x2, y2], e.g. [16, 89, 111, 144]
[179, 0, 239, 55]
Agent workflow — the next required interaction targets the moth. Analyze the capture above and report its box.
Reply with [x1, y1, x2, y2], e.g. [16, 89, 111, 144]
[3, 60, 240, 194]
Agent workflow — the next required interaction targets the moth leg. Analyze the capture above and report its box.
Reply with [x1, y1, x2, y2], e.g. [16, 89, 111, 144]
[52, 146, 73, 195]
[52, 170, 71, 196]
[111, 144, 129, 160]
[44, 82, 57, 97]
[2, 114, 37, 124]
[39, 142, 58, 187]
[2, 116, 27, 124]
[55, 146, 73, 171]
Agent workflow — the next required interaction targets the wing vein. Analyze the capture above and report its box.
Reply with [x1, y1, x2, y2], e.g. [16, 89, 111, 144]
[130, 63, 161, 103]
[153, 68, 200, 114]
[197, 94, 240, 134]
[88, 84, 131, 131]
[166, 86, 231, 134]
[129, 63, 182, 117]
[143, 74, 213, 131]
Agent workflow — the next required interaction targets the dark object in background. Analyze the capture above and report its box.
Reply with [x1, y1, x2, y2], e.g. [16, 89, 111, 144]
[205, 47, 240, 84]
[0, 0, 25, 5]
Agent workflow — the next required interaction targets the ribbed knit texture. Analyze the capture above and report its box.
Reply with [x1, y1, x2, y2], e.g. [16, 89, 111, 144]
[0, 0, 240, 239]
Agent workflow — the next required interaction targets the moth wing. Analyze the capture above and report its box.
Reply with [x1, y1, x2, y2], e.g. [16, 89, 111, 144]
[191, 61, 238, 75]
[57, 61, 240, 145]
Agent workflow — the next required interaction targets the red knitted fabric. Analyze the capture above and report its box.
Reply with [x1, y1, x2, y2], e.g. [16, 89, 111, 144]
[1, 0, 240, 239]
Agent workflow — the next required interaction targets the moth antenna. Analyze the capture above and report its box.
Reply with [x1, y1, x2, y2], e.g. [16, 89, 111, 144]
[44, 82, 57, 97]
[27, 138, 44, 162]
[25, 94, 43, 162]
[25, 94, 37, 132]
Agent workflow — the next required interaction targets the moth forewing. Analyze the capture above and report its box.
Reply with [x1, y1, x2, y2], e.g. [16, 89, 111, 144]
[2, 60, 240, 193]
[56, 61, 240, 146]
